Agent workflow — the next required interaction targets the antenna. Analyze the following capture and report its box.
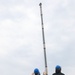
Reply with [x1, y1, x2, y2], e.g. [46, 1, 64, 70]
[39, 3, 48, 75]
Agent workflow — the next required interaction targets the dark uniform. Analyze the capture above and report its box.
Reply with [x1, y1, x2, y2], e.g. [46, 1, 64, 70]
[52, 65, 65, 75]
[53, 72, 64, 75]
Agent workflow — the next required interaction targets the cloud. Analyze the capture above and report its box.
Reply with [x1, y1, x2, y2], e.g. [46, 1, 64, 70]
[0, 0, 75, 75]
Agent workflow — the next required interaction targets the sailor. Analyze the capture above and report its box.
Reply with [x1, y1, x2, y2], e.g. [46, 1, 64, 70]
[52, 65, 65, 75]
[32, 68, 40, 75]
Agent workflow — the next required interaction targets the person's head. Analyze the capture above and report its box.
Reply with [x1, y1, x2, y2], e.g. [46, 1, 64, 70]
[34, 68, 40, 75]
[55, 65, 61, 73]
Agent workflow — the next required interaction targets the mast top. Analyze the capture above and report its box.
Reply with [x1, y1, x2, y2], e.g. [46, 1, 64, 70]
[39, 3, 42, 6]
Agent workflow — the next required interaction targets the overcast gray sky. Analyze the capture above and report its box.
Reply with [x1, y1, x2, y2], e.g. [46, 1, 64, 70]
[0, 0, 75, 75]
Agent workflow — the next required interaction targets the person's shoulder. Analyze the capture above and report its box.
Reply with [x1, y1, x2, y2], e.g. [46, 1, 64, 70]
[52, 73, 65, 75]
[61, 73, 65, 75]
[52, 73, 56, 75]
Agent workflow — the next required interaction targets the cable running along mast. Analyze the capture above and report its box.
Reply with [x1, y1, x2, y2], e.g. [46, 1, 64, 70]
[39, 3, 48, 75]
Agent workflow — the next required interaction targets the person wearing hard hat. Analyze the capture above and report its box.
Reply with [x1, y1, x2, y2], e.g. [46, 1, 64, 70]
[32, 68, 40, 75]
[52, 65, 65, 75]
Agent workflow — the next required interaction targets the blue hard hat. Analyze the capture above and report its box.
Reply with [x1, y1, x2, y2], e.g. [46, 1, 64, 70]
[34, 68, 40, 74]
[55, 65, 61, 69]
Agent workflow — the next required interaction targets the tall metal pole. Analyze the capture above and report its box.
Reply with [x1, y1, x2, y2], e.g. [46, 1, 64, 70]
[39, 3, 48, 75]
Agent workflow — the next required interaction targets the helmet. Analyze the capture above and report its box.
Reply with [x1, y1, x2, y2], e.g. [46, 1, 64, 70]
[55, 65, 61, 73]
[34, 68, 40, 74]
[55, 65, 61, 69]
